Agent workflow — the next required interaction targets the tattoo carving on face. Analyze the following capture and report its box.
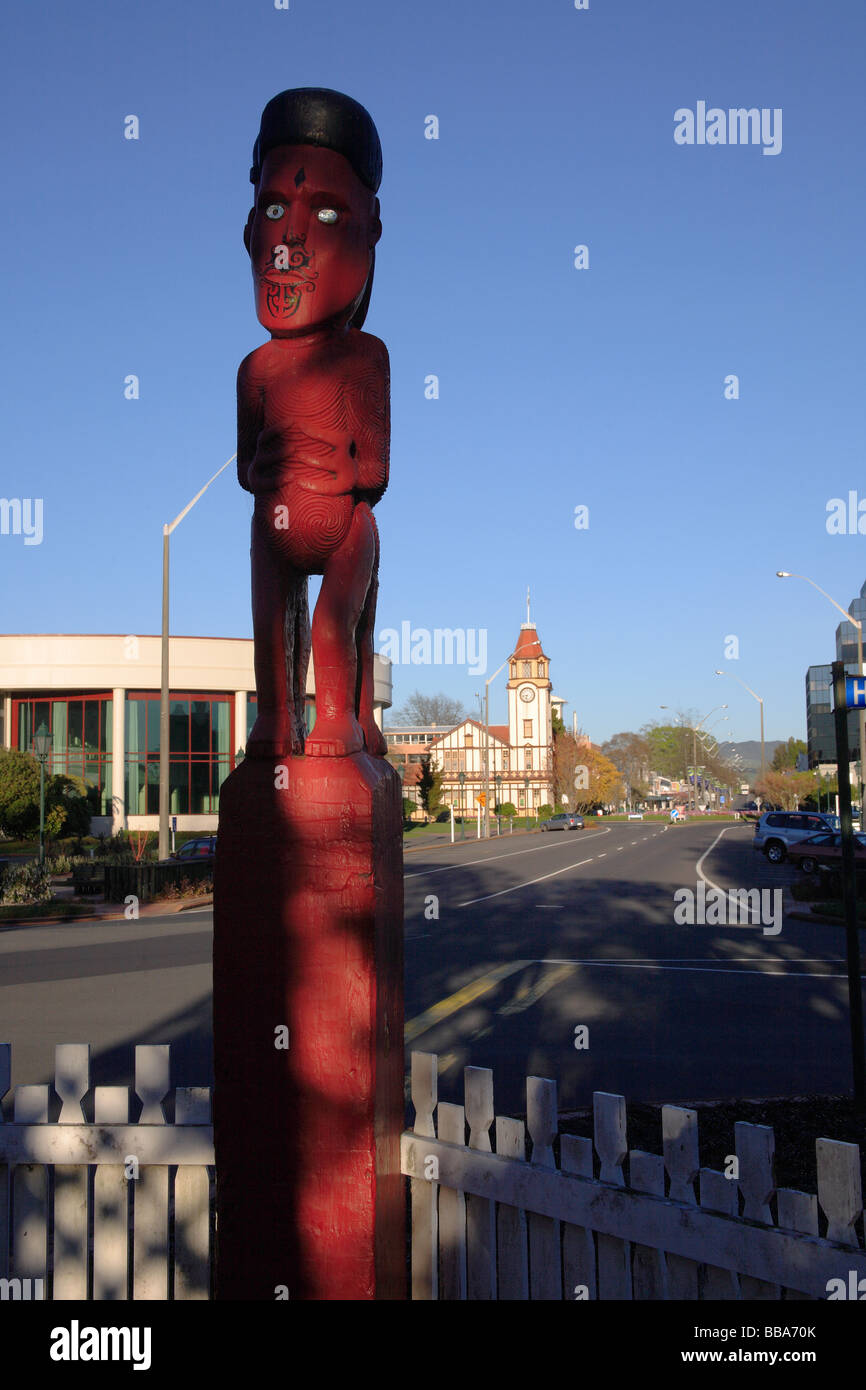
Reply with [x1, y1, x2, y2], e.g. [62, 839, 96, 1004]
[265, 233, 318, 317]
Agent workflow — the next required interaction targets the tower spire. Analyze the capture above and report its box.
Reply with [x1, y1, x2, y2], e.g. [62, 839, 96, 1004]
[526, 586, 531, 625]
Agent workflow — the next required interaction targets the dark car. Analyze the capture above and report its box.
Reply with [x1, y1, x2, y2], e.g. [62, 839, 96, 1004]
[788, 831, 866, 874]
[171, 836, 217, 861]
[540, 812, 584, 832]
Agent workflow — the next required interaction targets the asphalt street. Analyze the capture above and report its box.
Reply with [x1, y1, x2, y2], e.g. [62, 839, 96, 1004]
[1, 822, 860, 1115]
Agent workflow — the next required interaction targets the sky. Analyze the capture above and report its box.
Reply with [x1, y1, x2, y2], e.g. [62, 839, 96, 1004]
[1, 0, 864, 746]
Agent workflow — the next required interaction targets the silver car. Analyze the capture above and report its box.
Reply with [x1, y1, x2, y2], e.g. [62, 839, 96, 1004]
[753, 811, 840, 864]
[540, 812, 584, 831]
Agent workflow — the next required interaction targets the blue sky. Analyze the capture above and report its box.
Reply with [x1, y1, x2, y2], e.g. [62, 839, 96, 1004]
[1, 0, 864, 745]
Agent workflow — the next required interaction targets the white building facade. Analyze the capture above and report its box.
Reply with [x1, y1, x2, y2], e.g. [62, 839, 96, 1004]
[0, 633, 392, 835]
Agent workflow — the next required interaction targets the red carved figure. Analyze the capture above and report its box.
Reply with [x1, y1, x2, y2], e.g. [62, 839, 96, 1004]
[239, 90, 389, 758]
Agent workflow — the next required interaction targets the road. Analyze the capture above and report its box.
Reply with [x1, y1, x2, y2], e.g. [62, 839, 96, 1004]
[1, 821, 860, 1114]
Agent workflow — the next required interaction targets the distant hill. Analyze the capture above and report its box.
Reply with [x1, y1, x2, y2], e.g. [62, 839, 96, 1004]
[717, 740, 784, 780]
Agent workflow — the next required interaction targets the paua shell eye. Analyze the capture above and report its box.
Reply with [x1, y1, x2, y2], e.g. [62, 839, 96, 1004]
[317, 208, 339, 225]
[265, 204, 285, 220]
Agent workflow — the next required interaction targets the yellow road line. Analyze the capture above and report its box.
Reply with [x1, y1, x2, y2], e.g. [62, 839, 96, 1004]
[404, 960, 528, 1042]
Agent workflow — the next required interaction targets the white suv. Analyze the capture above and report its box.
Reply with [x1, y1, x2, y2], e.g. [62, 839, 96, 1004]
[753, 811, 840, 864]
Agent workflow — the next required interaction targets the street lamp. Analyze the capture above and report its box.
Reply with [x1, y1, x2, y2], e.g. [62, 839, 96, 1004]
[777, 570, 864, 815]
[494, 773, 502, 835]
[523, 775, 530, 825]
[715, 669, 764, 788]
[159, 453, 236, 860]
[458, 770, 466, 839]
[33, 723, 51, 865]
[483, 660, 508, 839]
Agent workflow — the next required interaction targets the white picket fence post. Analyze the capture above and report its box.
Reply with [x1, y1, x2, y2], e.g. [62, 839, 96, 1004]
[401, 1051, 866, 1301]
[0, 1042, 213, 1301]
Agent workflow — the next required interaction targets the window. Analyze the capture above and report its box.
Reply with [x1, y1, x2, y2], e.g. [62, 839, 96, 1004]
[523, 720, 533, 738]
[127, 694, 233, 815]
[15, 694, 114, 815]
[522, 661, 531, 677]
[524, 746, 533, 770]
[538, 662, 545, 677]
[465, 733, 473, 745]
[502, 750, 509, 770]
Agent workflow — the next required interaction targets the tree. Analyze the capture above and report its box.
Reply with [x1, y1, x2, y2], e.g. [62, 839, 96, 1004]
[0, 750, 41, 838]
[754, 769, 820, 811]
[641, 720, 692, 781]
[551, 707, 565, 736]
[416, 754, 444, 819]
[771, 737, 808, 772]
[553, 734, 623, 813]
[602, 732, 651, 803]
[391, 690, 465, 727]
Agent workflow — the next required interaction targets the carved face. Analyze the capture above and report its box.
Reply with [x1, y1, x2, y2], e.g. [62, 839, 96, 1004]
[245, 145, 380, 336]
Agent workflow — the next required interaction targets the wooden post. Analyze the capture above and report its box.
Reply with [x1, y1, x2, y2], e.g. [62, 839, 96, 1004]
[212, 752, 405, 1300]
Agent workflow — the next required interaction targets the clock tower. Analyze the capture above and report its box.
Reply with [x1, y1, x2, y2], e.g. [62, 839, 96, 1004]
[506, 593, 553, 802]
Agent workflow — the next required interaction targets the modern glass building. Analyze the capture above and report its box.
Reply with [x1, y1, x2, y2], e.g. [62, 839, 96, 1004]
[1, 634, 392, 834]
[805, 579, 866, 770]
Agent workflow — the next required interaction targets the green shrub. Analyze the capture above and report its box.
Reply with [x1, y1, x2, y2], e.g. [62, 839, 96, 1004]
[0, 863, 53, 906]
[537, 804, 554, 821]
[497, 802, 517, 818]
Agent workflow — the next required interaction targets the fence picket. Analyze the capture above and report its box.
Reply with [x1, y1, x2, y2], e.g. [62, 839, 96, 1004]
[438, 1102, 467, 1299]
[12, 1086, 49, 1285]
[561, 1135, 596, 1300]
[527, 1076, 561, 1300]
[464, 1067, 496, 1300]
[736, 1121, 780, 1299]
[816, 1138, 863, 1246]
[594, 1092, 631, 1299]
[699, 1168, 740, 1299]
[409, 1052, 438, 1301]
[0, 1043, 10, 1280]
[777, 1187, 819, 1300]
[174, 1088, 211, 1300]
[93, 1086, 130, 1301]
[663, 1105, 700, 1299]
[495, 1116, 529, 1299]
[630, 1151, 667, 1299]
[53, 1045, 90, 1299]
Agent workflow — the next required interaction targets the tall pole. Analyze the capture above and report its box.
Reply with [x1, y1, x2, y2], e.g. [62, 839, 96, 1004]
[159, 526, 171, 861]
[832, 661, 865, 1105]
[483, 660, 507, 840]
[38, 756, 45, 865]
[158, 454, 236, 861]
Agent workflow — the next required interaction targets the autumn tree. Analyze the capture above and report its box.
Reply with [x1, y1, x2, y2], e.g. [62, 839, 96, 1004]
[416, 753, 444, 819]
[771, 737, 808, 772]
[602, 732, 651, 802]
[554, 735, 623, 813]
[754, 769, 821, 811]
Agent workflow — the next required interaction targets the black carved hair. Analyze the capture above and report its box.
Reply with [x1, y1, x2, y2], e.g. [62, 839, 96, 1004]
[249, 88, 381, 328]
[250, 87, 382, 192]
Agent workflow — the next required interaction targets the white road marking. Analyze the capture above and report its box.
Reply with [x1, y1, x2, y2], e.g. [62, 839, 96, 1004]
[459, 859, 596, 908]
[405, 827, 612, 879]
[537, 958, 846, 979]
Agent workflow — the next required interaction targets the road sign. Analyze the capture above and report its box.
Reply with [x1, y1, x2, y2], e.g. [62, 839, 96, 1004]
[476, 794, 486, 806]
[846, 676, 866, 708]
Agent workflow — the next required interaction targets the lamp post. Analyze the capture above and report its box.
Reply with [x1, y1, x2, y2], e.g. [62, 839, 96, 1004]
[33, 722, 51, 865]
[715, 669, 764, 789]
[159, 454, 236, 860]
[523, 775, 530, 826]
[458, 770, 466, 839]
[483, 660, 508, 840]
[777, 570, 864, 817]
[494, 773, 502, 835]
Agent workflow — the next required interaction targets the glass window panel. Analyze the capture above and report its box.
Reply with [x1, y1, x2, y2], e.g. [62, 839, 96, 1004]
[191, 701, 210, 754]
[68, 701, 84, 750]
[169, 700, 190, 754]
[214, 699, 231, 757]
[305, 698, 315, 734]
[84, 701, 100, 753]
[126, 699, 145, 757]
[104, 699, 113, 754]
[246, 697, 258, 740]
[190, 761, 210, 814]
[51, 701, 67, 776]
[146, 700, 160, 753]
[169, 760, 189, 815]
[126, 761, 147, 815]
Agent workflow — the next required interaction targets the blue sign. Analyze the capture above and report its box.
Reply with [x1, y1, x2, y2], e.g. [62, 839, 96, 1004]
[846, 677, 866, 709]
[171, 816, 177, 831]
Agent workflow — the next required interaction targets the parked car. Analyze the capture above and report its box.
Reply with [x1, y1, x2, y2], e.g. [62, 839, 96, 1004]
[539, 812, 584, 832]
[787, 831, 866, 874]
[753, 811, 840, 864]
[170, 836, 217, 861]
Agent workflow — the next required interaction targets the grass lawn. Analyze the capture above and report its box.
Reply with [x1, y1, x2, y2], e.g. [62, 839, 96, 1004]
[0, 902, 100, 923]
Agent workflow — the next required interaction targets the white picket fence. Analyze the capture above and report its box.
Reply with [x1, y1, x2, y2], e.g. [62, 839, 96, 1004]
[2, 1042, 864, 1300]
[0, 1044, 213, 1300]
[402, 1052, 866, 1301]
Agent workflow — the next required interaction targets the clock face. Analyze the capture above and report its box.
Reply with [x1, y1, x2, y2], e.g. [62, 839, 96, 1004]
[519, 686, 534, 703]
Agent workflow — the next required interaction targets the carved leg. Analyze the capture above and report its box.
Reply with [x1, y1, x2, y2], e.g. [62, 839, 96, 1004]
[306, 504, 375, 757]
[356, 514, 387, 757]
[246, 513, 296, 758]
[290, 578, 311, 752]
